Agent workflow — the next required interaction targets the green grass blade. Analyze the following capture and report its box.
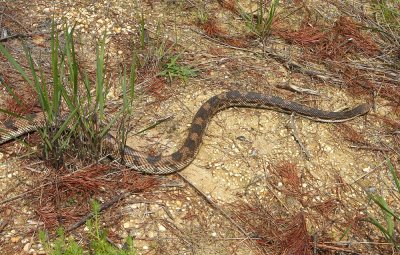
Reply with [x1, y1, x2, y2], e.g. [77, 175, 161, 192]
[0, 108, 24, 119]
[83, 70, 92, 106]
[139, 10, 146, 49]
[387, 159, 400, 192]
[364, 216, 392, 240]
[370, 194, 400, 222]
[129, 56, 136, 101]
[51, 20, 63, 116]
[121, 66, 128, 110]
[64, 24, 79, 103]
[99, 110, 123, 138]
[51, 109, 77, 144]
[339, 225, 351, 241]
[95, 33, 106, 120]
[23, 45, 51, 117]
[1, 81, 23, 106]
[0, 44, 32, 86]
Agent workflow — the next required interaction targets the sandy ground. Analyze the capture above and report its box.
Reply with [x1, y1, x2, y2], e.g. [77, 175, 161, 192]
[0, 1, 399, 254]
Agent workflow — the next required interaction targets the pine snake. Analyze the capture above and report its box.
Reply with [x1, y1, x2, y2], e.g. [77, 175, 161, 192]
[0, 91, 370, 174]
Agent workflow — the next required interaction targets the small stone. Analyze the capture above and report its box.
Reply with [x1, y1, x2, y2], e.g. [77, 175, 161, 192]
[362, 167, 371, 173]
[143, 245, 149, 250]
[366, 186, 376, 193]
[118, 50, 123, 55]
[211, 232, 217, 237]
[123, 222, 131, 229]
[11, 236, 21, 243]
[23, 242, 32, 252]
[158, 225, 166, 232]
[43, 8, 50, 13]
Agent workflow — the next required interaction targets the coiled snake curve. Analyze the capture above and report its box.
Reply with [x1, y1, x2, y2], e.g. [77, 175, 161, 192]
[0, 91, 370, 174]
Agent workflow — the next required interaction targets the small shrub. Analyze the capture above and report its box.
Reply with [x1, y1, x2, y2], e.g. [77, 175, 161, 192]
[40, 201, 137, 255]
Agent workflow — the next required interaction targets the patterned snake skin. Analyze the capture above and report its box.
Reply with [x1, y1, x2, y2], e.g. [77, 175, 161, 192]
[0, 91, 370, 174]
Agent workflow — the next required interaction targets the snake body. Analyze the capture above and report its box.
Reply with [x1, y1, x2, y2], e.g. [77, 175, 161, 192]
[0, 91, 370, 174]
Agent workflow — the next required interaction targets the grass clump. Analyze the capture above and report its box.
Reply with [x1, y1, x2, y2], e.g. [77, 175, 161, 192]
[40, 201, 136, 255]
[364, 159, 400, 250]
[159, 54, 198, 83]
[373, 0, 400, 30]
[238, 0, 279, 44]
[0, 20, 136, 168]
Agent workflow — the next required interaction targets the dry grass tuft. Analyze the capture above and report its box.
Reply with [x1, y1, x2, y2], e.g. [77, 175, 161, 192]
[198, 16, 253, 48]
[275, 16, 380, 61]
[32, 164, 158, 230]
[218, 0, 238, 13]
[370, 114, 400, 130]
[336, 123, 367, 145]
[1, 82, 39, 118]
[201, 18, 226, 37]
[145, 76, 168, 99]
[59, 165, 112, 194]
[279, 213, 311, 255]
[36, 204, 83, 228]
[118, 168, 159, 192]
[272, 14, 400, 106]
[229, 198, 311, 254]
[312, 199, 340, 217]
[275, 162, 302, 197]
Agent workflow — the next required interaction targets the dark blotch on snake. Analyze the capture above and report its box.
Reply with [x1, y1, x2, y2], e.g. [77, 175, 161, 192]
[245, 92, 263, 100]
[172, 151, 183, 161]
[26, 112, 38, 122]
[184, 138, 196, 150]
[146, 154, 161, 164]
[190, 123, 204, 134]
[195, 106, 209, 119]
[226, 91, 241, 99]
[3, 119, 19, 131]
[207, 96, 220, 107]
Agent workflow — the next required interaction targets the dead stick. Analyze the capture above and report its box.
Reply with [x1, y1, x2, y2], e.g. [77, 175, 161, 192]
[177, 173, 252, 238]
[0, 219, 9, 234]
[289, 113, 311, 160]
[316, 243, 360, 254]
[66, 191, 133, 233]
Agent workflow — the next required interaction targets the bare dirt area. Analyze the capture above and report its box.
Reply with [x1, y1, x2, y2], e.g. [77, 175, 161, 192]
[0, 0, 399, 254]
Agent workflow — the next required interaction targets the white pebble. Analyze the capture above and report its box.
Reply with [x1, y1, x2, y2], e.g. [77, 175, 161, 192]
[158, 225, 166, 232]
[362, 167, 371, 173]
[23, 243, 31, 252]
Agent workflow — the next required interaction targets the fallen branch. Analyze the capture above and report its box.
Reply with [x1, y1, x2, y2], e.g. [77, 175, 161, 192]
[289, 113, 311, 160]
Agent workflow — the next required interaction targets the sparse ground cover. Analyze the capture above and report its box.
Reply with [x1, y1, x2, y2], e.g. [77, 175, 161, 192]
[0, 0, 399, 254]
